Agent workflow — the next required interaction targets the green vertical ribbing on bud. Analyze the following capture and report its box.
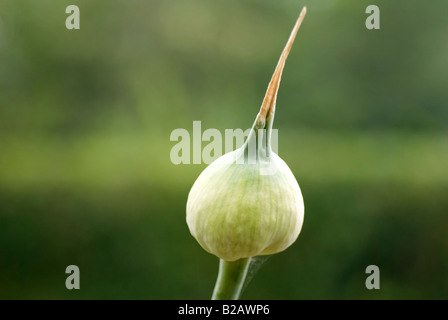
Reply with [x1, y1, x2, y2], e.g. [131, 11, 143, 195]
[211, 258, 251, 300]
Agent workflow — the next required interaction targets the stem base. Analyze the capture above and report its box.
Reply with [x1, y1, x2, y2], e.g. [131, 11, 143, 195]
[211, 258, 251, 300]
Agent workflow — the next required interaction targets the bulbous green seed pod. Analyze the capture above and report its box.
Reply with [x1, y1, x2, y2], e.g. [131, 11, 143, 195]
[187, 149, 304, 261]
[187, 7, 307, 263]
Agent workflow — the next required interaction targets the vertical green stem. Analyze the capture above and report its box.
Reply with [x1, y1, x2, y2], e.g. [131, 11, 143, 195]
[211, 258, 251, 300]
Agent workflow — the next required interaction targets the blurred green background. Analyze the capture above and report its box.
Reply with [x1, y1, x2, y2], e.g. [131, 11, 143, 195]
[0, 0, 447, 299]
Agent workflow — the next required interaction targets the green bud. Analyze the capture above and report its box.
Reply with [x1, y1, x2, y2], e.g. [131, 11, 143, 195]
[187, 7, 306, 262]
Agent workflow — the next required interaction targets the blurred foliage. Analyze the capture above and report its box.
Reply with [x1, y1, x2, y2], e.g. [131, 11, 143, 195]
[0, 0, 447, 299]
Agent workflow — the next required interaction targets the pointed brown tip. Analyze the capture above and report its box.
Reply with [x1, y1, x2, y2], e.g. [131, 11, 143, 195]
[257, 6, 307, 124]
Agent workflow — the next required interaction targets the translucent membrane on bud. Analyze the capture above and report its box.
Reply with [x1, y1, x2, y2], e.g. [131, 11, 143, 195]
[186, 7, 306, 264]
